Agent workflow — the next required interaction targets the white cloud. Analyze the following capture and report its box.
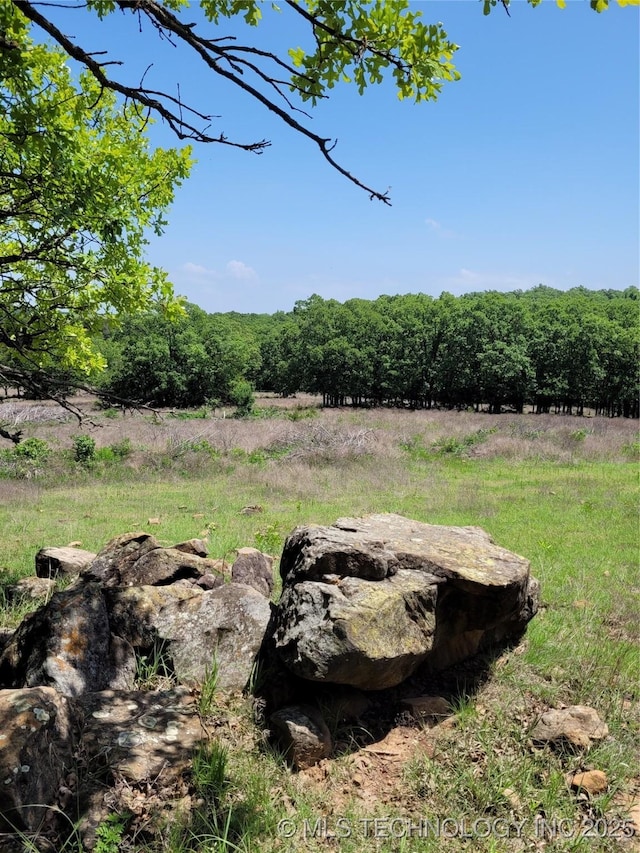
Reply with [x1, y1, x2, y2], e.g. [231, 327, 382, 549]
[183, 261, 215, 276]
[225, 260, 258, 281]
[425, 218, 456, 239]
[182, 259, 258, 282]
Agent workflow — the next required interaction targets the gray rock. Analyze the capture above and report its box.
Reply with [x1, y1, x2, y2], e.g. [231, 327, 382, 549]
[0, 582, 135, 696]
[0, 687, 81, 833]
[35, 546, 97, 578]
[78, 687, 206, 783]
[106, 583, 272, 691]
[530, 705, 609, 751]
[232, 547, 274, 597]
[401, 695, 451, 722]
[153, 583, 273, 690]
[106, 585, 202, 648]
[83, 531, 161, 586]
[173, 538, 209, 557]
[5, 576, 55, 601]
[274, 571, 437, 689]
[274, 514, 539, 690]
[120, 548, 226, 587]
[270, 705, 333, 769]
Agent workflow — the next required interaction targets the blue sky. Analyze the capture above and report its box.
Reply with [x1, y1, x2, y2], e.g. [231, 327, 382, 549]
[39, 1, 639, 313]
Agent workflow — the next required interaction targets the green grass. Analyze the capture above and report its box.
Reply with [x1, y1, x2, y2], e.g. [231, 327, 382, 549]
[0, 408, 638, 852]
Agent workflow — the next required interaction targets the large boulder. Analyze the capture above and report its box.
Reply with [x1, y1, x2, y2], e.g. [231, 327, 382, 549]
[120, 547, 226, 587]
[83, 531, 161, 586]
[82, 531, 226, 588]
[78, 687, 206, 784]
[0, 582, 135, 696]
[152, 583, 273, 689]
[273, 514, 539, 691]
[107, 582, 273, 690]
[0, 687, 81, 833]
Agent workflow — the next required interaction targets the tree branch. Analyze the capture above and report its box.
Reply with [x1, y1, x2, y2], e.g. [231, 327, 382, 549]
[12, 0, 391, 202]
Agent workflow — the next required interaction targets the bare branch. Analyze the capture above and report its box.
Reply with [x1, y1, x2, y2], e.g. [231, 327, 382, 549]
[12, 0, 391, 202]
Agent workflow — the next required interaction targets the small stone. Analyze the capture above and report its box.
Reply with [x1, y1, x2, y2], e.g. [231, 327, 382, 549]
[567, 770, 608, 796]
[270, 705, 333, 770]
[401, 696, 451, 722]
[502, 788, 522, 810]
[147, 517, 161, 525]
[530, 706, 608, 751]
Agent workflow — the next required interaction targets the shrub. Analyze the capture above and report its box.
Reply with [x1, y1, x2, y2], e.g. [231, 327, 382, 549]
[73, 434, 96, 463]
[230, 380, 255, 418]
[109, 438, 132, 459]
[13, 437, 50, 465]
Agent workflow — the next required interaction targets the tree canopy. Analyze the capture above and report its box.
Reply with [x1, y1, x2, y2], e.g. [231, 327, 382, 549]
[0, 4, 192, 416]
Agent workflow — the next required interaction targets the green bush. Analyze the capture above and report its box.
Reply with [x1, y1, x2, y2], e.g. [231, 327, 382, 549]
[0, 437, 51, 478]
[230, 379, 255, 418]
[13, 437, 50, 464]
[73, 434, 96, 463]
[110, 437, 132, 459]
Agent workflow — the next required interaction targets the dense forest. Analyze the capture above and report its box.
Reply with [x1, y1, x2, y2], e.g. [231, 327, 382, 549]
[95, 286, 638, 418]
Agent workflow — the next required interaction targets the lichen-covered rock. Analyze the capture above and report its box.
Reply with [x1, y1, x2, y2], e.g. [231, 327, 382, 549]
[0, 582, 134, 696]
[152, 583, 273, 689]
[78, 687, 206, 783]
[274, 514, 539, 690]
[119, 548, 226, 587]
[274, 571, 437, 689]
[0, 687, 80, 833]
[231, 547, 274, 597]
[35, 546, 97, 579]
[83, 532, 161, 586]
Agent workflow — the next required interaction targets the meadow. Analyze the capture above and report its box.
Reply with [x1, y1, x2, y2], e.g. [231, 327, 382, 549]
[0, 397, 638, 852]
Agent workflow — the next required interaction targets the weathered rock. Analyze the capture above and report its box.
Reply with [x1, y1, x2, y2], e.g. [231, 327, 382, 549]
[105, 583, 272, 690]
[119, 548, 226, 587]
[270, 705, 332, 769]
[401, 695, 451, 722]
[0, 687, 81, 833]
[106, 585, 202, 648]
[196, 572, 221, 590]
[567, 769, 608, 796]
[152, 583, 273, 689]
[274, 514, 539, 690]
[173, 538, 209, 557]
[275, 571, 438, 689]
[530, 706, 609, 751]
[5, 576, 55, 601]
[232, 547, 274, 597]
[78, 687, 206, 784]
[35, 546, 97, 578]
[83, 531, 161, 586]
[0, 582, 135, 696]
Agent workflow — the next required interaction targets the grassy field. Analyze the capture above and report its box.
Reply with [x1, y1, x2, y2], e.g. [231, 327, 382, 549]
[0, 399, 638, 851]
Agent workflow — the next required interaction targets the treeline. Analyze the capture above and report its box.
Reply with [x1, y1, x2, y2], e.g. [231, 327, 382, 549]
[96, 286, 639, 418]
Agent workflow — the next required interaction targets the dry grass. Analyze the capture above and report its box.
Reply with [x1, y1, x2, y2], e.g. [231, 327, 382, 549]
[5, 394, 636, 463]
